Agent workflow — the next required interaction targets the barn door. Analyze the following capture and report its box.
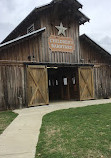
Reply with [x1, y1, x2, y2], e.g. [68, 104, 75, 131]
[78, 67, 94, 100]
[27, 65, 49, 107]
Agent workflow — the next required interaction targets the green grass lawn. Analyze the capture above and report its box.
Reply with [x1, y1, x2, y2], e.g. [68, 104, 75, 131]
[35, 104, 111, 158]
[0, 111, 18, 135]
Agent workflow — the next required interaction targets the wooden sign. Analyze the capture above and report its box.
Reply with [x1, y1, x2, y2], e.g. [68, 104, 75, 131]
[48, 35, 74, 53]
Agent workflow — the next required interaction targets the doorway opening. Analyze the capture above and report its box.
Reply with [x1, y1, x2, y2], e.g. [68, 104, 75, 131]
[26, 65, 94, 107]
[48, 67, 79, 101]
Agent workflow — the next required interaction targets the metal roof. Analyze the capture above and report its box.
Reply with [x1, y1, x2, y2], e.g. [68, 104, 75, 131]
[0, 27, 46, 49]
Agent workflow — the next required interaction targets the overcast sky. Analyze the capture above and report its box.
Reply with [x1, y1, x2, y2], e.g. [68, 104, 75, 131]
[0, 0, 111, 53]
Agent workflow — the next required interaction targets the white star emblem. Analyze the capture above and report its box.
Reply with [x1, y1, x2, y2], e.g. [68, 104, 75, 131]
[55, 22, 67, 36]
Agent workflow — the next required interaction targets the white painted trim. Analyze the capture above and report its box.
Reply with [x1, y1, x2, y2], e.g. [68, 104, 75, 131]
[0, 27, 46, 48]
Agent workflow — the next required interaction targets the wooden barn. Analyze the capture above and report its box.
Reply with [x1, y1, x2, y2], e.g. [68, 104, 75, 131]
[0, 0, 111, 110]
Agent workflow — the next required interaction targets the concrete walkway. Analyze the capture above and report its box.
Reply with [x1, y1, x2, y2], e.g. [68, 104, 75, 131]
[0, 99, 111, 158]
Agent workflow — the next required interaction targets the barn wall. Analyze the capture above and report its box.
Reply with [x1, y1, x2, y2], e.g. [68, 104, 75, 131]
[80, 40, 111, 99]
[94, 65, 111, 99]
[0, 62, 26, 110]
[0, 5, 80, 64]
[0, 20, 79, 64]
[80, 40, 111, 65]
[40, 9, 80, 63]
[0, 36, 42, 62]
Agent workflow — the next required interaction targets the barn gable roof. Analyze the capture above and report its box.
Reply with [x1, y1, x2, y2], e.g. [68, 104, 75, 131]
[1, 0, 89, 44]
[80, 34, 111, 60]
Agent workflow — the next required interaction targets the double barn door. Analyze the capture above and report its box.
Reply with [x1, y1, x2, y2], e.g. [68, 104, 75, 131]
[26, 65, 94, 107]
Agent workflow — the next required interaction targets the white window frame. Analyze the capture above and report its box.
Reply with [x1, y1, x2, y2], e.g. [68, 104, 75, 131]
[27, 24, 35, 34]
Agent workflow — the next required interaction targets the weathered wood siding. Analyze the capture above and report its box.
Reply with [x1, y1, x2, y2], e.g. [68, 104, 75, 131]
[80, 40, 111, 65]
[94, 65, 111, 99]
[0, 5, 80, 64]
[0, 62, 26, 110]
[40, 9, 80, 63]
[80, 40, 111, 99]
[0, 21, 80, 63]
[0, 2, 111, 108]
[0, 36, 41, 62]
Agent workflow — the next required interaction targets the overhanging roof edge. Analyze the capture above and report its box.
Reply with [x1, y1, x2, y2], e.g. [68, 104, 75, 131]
[0, 27, 46, 49]
[2, 0, 83, 43]
[77, 10, 90, 24]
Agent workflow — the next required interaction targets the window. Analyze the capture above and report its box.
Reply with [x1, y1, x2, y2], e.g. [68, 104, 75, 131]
[56, 80, 59, 86]
[27, 24, 35, 33]
[49, 80, 51, 86]
[63, 78, 68, 86]
[72, 77, 76, 85]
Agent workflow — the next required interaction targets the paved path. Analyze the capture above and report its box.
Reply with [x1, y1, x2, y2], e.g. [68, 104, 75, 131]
[0, 99, 111, 158]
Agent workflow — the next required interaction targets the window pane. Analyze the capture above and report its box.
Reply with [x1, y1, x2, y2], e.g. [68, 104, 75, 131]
[56, 80, 58, 86]
[49, 80, 51, 86]
[63, 78, 67, 85]
[72, 77, 76, 84]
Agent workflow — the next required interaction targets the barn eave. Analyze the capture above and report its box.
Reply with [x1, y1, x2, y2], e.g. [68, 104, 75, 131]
[80, 34, 111, 61]
[0, 27, 46, 49]
[1, 0, 87, 43]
